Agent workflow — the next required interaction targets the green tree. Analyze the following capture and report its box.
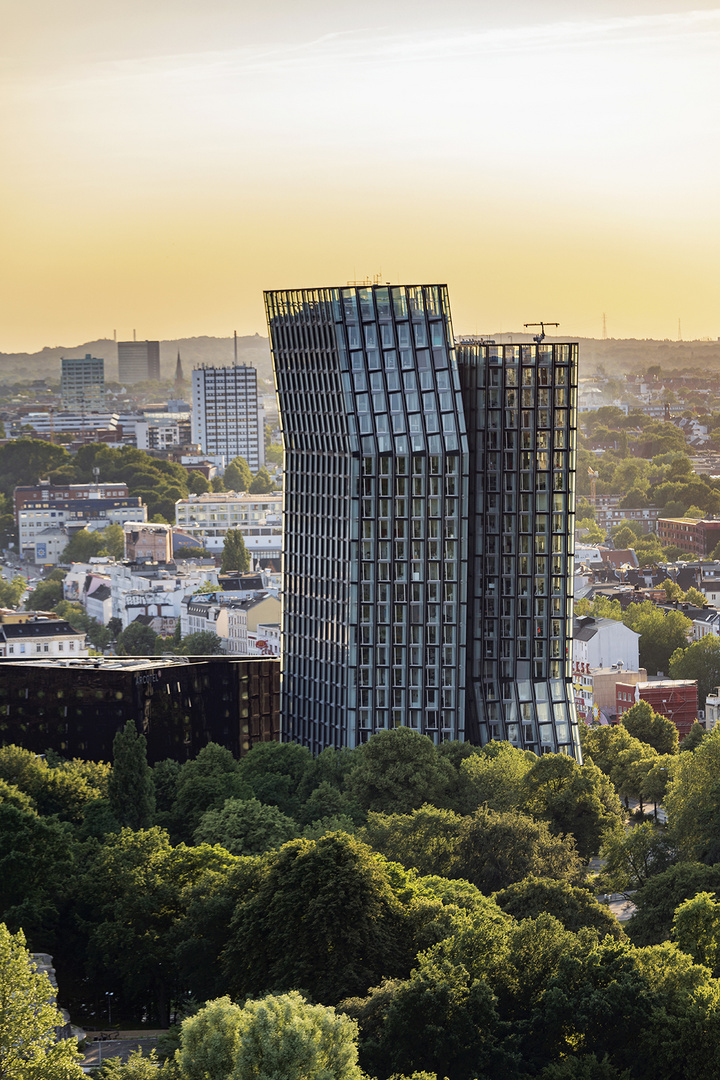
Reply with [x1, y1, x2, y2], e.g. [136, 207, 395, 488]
[61, 528, 106, 563]
[265, 443, 283, 466]
[493, 876, 624, 939]
[85, 827, 235, 1027]
[175, 996, 245, 1080]
[248, 466, 274, 494]
[223, 833, 410, 1004]
[101, 523, 125, 560]
[599, 822, 677, 896]
[621, 700, 679, 755]
[626, 861, 720, 947]
[669, 634, 720, 707]
[672, 891, 720, 973]
[176, 992, 363, 1080]
[449, 807, 585, 893]
[193, 797, 299, 855]
[612, 526, 639, 550]
[665, 728, 720, 860]
[179, 631, 224, 655]
[0, 804, 76, 940]
[171, 744, 252, 843]
[680, 721, 707, 753]
[0, 438, 70, 495]
[29, 578, 64, 611]
[346, 728, 455, 815]
[187, 471, 209, 494]
[93, 1048, 163, 1078]
[0, 923, 84, 1078]
[454, 742, 533, 814]
[574, 596, 623, 621]
[238, 741, 313, 819]
[660, 578, 684, 603]
[108, 720, 156, 830]
[360, 806, 463, 878]
[0, 576, 27, 609]
[685, 587, 706, 608]
[221, 530, 250, 574]
[223, 458, 253, 493]
[116, 621, 158, 655]
[521, 754, 623, 861]
[230, 992, 363, 1080]
[622, 602, 692, 675]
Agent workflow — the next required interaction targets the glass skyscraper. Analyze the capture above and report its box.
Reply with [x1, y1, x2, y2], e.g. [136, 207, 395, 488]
[265, 284, 580, 759]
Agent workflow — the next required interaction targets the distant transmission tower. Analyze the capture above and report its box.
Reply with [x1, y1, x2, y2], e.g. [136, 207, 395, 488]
[602, 313, 607, 340]
[678, 318, 682, 341]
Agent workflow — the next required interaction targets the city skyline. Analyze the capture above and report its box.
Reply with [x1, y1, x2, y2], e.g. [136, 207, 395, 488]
[2, 0, 719, 353]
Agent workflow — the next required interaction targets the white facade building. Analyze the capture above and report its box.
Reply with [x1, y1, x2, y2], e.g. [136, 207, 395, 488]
[191, 366, 264, 470]
[0, 616, 88, 658]
[573, 615, 641, 672]
[175, 492, 282, 556]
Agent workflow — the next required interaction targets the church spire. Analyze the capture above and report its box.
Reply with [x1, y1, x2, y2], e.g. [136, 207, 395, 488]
[174, 351, 184, 388]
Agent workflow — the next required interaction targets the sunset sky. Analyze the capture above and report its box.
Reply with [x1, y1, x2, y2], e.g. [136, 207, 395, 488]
[1, 0, 719, 353]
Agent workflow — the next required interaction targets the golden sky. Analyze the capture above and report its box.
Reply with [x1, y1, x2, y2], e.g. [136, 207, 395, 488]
[1, 0, 719, 352]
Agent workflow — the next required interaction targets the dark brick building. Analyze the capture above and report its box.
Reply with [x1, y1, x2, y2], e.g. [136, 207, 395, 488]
[0, 655, 279, 762]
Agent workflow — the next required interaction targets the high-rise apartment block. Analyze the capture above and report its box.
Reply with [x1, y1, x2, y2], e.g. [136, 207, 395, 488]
[191, 365, 264, 471]
[118, 340, 161, 384]
[266, 284, 580, 758]
[60, 354, 105, 410]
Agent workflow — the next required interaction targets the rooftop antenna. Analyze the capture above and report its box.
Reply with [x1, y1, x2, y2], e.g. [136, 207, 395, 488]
[524, 322, 559, 344]
[234, 330, 238, 366]
[133, 329, 137, 342]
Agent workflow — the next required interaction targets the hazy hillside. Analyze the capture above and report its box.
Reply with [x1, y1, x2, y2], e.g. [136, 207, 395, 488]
[0, 335, 273, 384]
[1, 332, 719, 385]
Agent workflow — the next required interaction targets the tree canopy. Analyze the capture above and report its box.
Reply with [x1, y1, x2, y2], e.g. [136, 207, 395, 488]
[0, 923, 84, 1078]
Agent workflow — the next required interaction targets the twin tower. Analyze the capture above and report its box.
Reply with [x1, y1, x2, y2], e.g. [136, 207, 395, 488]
[265, 284, 580, 759]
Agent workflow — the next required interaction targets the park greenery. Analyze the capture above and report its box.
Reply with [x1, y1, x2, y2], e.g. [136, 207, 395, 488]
[0, 721, 718, 1079]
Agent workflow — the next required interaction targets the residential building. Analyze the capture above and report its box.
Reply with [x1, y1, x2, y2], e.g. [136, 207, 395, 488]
[657, 517, 720, 556]
[18, 493, 146, 560]
[60, 354, 105, 410]
[84, 580, 112, 625]
[118, 340, 161, 384]
[14, 481, 130, 525]
[0, 615, 88, 658]
[0, 655, 279, 761]
[266, 283, 580, 755]
[29, 528, 69, 566]
[616, 679, 698, 740]
[135, 416, 186, 451]
[704, 686, 720, 729]
[123, 522, 173, 563]
[252, 622, 281, 656]
[573, 616, 640, 672]
[191, 365, 264, 470]
[175, 492, 282, 556]
[107, 561, 217, 629]
[226, 594, 282, 654]
[594, 506, 659, 534]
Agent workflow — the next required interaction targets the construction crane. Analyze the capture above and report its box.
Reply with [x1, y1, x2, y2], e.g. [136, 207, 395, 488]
[588, 466, 599, 507]
[524, 322, 559, 343]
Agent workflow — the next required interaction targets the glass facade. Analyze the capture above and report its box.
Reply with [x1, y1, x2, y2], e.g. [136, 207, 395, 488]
[265, 285, 580, 758]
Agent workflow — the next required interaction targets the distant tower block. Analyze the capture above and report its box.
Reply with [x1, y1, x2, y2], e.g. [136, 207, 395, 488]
[118, 340, 160, 384]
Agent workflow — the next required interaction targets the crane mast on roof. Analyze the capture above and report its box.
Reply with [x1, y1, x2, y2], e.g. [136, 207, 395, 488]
[524, 321, 559, 344]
